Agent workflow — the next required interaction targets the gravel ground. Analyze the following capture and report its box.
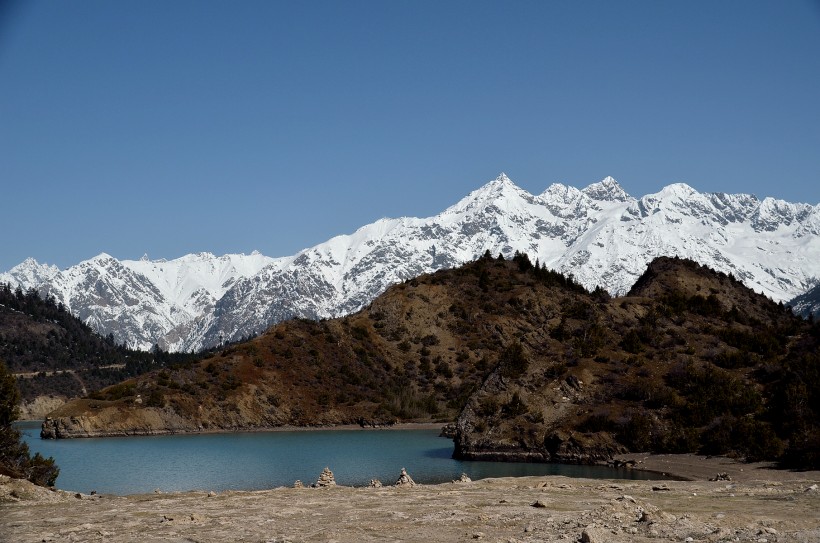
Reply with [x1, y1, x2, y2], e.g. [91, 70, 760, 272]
[2, 456, 819, 543]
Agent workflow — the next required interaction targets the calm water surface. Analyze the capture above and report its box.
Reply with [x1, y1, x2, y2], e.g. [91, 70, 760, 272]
[18, 422, 665, 495]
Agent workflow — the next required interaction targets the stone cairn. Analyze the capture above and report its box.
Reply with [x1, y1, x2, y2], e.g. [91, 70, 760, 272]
[395, 468, 416, 487]
[293, 480, 304, 489]
[456, 473, 471, 483]
[314, 467, 336, 488]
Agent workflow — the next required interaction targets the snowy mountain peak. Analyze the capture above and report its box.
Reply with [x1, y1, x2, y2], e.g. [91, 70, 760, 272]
[582, 176, 632, 202]
[654, 182, 699, 199]
[3, 174, 818, 353]
[0, 257, 60, 288]
[87, 252, 116, 264]
[540, 183, 582, 202]
[445, 173, 534, 216]
[480, 172, 521, 196]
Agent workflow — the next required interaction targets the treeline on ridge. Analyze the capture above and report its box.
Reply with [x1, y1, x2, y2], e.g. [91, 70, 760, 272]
[0, 283, 215, 401]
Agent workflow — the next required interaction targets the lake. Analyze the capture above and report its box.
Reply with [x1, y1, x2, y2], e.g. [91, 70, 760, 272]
[18, 422, 666, 495]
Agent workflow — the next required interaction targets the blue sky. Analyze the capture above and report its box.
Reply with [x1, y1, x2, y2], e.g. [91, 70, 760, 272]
[1, 0, 819, 271]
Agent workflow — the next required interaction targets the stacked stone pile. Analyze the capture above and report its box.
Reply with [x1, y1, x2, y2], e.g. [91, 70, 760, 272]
[395, 468, 416, 487]
[314, 467, 336, 488]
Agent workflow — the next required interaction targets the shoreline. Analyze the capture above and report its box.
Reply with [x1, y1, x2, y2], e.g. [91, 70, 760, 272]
[612, 452, 820, 483]
[22, 417, 820, 484]
[32, 419, 449, 438]
[3, 468, 819, 543]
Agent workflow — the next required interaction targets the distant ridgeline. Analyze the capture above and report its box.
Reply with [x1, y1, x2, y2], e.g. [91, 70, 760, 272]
[40, 254, 820, 470]
[0, 283, 208, 402]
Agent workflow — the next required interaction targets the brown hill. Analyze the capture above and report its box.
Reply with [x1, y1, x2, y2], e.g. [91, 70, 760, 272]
[41, 255, 820, 469]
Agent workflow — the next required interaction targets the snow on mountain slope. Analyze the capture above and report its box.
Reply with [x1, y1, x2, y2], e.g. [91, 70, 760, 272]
[3, 173, 819, 352]
[0, 252, 275, 350]
[789, 282, 820, 320]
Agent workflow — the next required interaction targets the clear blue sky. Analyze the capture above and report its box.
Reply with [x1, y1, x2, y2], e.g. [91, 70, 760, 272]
[2, 0, 819, 271]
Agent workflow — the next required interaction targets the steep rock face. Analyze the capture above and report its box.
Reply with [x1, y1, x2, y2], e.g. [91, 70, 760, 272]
[3, 174, 819, 352]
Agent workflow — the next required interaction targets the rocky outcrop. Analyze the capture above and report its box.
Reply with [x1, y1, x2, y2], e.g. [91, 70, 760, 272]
[18, 396, 66, 421]
[40, 407, 200, 439]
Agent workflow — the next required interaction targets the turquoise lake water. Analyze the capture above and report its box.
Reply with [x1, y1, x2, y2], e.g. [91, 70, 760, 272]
[18, 421, 666, 495]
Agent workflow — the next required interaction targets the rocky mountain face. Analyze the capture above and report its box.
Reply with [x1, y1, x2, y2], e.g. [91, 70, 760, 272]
[41, 256, 820, 469]
[3, 175, 819, 352]
[789, 283, 820, 321]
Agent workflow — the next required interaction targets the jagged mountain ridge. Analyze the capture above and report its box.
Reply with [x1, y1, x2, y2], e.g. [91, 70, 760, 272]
[3, 174, 819, 351]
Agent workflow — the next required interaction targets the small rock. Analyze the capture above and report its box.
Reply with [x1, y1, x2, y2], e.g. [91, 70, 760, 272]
[531, 499, 549, 508]
[652, 484, 670, 492]
[161, 515, 174, 522]
[580, 527, 606, 543]
[806, 484, 818, 492]
[368, 479, 382, 488]
[154, 488, 162, 494]
[207, 490, 217, 497]
[617, 494, 636, 503]
[457, 473, 472, 483]
[685, 538, 694, 542]
[638, 511, 652, 523]
[524, 523, 534, 533]
[710, 472, 732, 481]
[74, 493, 82, 500]
[472, 532, 484, 539]
[190, 513, 204, 522]
[293, 480, 304, 489]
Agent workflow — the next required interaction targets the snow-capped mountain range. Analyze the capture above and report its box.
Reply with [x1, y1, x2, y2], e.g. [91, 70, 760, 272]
[3, 174, 818, 352]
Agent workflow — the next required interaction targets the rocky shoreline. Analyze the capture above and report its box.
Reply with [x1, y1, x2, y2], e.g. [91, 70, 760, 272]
[2, 456, 819, 543]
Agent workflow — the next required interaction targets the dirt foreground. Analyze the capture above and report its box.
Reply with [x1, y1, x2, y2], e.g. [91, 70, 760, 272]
[2, 455, 819, 543]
